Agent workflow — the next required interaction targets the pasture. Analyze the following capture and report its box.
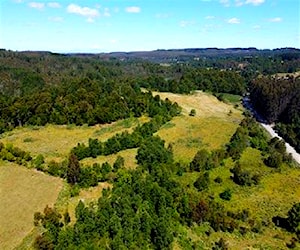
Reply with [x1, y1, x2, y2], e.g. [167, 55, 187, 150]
[155, 91, 242, 162]
[0, 162, 63, 250]
[0, 117, 148, 163]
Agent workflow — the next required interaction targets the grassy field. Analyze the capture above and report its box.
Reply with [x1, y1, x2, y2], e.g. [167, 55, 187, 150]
[155, 91, 243, 163]
[175, 147, 300, 249]
[81, 148, 138, 169]
[0, 161, 63, 250]
[0, 116, 148, 163]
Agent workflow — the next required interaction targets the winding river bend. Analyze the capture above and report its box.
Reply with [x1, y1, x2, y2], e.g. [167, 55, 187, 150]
[243, 97, 300, 165]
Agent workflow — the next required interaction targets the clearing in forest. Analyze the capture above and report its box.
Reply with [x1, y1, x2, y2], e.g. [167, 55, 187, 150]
[0, 162, 63, 250]
[155, 91, 243, 162]
[0, 117, 148, 163]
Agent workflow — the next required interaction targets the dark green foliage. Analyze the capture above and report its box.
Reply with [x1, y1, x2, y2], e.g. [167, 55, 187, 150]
[66, 153, 80, 185]
[0, 143, 32, 166]
[250, 76, 300, 152]
[63, 211, 71, 225]
[190, 149, 213, 171]
[213, 238, 228, 250]
[191, 199, 238, 232]
[194, 172, 210, 191]
[34, 205, 64, 248]
[287, 203, 300, 233]
[230, 162, 260, 186]
[33, 154, 45, 170]
[47, 160, 67, 178]
[226, 127, 249, 160]
[72, 114, 179, 161]
[189, 109, 196, 116]
[36, 167, 184, 249]
[219, 189, 232, 201]
[136, 136, 173, 172]
[113, 156, 125, 172]
[214, 176, 223, 183]
[264, 151, 283, 168]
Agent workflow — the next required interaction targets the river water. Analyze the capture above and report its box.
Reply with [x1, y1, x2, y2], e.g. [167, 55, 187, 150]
[243, 97, 300, 165]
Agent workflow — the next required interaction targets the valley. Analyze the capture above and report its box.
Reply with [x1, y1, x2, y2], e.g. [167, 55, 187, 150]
[0, 48, 299, 249]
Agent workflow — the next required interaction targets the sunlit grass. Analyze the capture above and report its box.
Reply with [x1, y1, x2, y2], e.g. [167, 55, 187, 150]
[81, 148, 138, 170]
[0, 161, 63, 250]
[0, 116, 148, 163]
[154, 91, 242, 163]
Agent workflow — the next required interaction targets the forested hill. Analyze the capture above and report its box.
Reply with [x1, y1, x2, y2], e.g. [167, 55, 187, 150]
[73, 47, 300, 63]
[250, 75, 300, 152]
[0, 48, 299, 146]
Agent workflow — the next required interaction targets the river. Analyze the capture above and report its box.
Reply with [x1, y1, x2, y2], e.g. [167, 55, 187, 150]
[243, 97, 300, 165]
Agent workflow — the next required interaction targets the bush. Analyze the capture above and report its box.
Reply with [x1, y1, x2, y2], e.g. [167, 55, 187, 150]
[264, 151, 282, 168]
[219, 189, 232, 201]
[194, 172, 209, 191]
[214, 176, 223, 183]
[34, 154, 45, 170]
[189, 109, 196, 116]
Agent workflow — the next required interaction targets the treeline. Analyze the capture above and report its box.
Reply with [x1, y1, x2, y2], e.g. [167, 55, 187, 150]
[72, 110, 179, 161]
[250, 75, 300, 152]
[0, 77, 181, 133]
[139, 68, 245, 94]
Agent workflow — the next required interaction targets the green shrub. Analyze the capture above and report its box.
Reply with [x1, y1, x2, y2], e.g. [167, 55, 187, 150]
[219, 189, 232, 201]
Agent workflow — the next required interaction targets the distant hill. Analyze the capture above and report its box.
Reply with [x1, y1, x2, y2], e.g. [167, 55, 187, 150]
[69, 47, 300, 62]
[3, 47, 299, 63]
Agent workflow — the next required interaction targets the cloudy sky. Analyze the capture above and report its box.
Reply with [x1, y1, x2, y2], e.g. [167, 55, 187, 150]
[0, 0, 299, 52]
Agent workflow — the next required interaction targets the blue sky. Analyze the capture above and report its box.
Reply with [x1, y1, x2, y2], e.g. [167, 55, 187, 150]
[0, 0, 299, 52]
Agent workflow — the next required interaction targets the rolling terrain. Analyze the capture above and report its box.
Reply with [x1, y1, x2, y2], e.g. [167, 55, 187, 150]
[0, 91, 299, 249]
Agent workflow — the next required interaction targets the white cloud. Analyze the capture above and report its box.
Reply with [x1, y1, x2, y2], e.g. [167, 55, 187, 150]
[49, 16, 63, 22]
[253, 25, 261, 29]
[67, 4, 99, 21]
[220, 0, 230, 7]
[220, 0, 265, 7]
[104, 8, 111, 17]
[28, 2, 45, 9]
[125, 6, 141, 13]
[235, 0, 244, 6]
[227, 17, 240, 24]
[268, 17, 282, 22]
[179, 20, 195, 28]
[47, 2, 61, 8]
[245, 0, 265, 5]
[205, 15, 215, 19]
[13, 0, 24, 3]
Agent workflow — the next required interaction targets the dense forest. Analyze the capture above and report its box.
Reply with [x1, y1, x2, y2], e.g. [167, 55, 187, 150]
[0, 48, 300, 249]
[250, 75, 300, 152]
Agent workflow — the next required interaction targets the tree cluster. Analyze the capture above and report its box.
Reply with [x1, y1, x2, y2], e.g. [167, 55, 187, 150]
[250, 76, 300, 152]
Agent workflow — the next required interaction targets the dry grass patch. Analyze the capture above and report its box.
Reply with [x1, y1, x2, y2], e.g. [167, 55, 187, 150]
[0, 117, 148, 163]
[63, 182, 112, 223]
[81, 148, 138, 169]
[0, 161, 63, 250]
[157, 116, 241, 163]
[154, 91, 242, 163]
[153, 90, 241, 118]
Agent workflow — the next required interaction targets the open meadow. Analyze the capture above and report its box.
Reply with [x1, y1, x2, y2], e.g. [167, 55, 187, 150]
[155, 91, 242, 162]
[0, 162, 63, 250]
[0, 117, 148, 163]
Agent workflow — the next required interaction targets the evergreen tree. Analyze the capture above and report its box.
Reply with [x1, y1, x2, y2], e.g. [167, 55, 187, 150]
[66, 153, 80, 184]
